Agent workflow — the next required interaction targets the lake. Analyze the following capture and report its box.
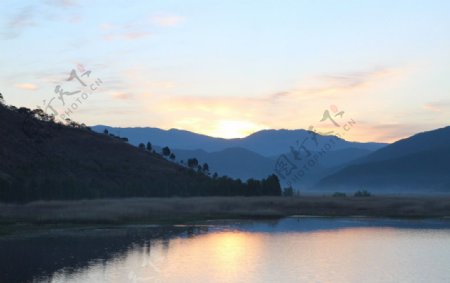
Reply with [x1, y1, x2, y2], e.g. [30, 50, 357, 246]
[1, 217, 450, 283]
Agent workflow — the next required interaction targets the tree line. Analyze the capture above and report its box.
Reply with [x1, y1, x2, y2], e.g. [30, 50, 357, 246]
[0, 172, 282, 202]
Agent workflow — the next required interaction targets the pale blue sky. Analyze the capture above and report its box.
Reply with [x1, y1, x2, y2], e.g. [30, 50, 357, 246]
[1, 0, 449, 142]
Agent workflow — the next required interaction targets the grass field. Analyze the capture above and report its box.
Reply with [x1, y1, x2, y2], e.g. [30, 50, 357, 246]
[1, 196, 450, 230]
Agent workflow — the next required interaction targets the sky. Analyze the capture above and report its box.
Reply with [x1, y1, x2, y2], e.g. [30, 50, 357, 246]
[1, 0, 449, 143]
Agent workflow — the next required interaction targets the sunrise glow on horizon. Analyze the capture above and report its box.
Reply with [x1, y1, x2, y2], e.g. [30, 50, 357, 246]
[1, 0, 449, 143]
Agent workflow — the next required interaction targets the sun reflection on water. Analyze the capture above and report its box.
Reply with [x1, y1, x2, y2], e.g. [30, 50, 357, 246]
[27, 219, 450, 283]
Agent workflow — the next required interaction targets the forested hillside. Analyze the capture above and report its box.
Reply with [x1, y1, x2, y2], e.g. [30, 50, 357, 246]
[0, 102, 281, 202]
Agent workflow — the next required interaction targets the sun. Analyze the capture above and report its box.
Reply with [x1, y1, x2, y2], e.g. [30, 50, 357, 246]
[209, 120, 263, 139]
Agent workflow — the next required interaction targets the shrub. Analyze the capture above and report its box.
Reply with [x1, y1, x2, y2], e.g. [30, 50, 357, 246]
[354, 190, 371, 197]
[282, 187, 294, 197]
[162, 146, 171, 156]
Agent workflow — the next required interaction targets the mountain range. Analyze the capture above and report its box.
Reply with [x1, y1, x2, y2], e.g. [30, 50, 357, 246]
[92, 126, 387, 188]
[93, 125, 450, 193]
[92, 126, 385, 156]
[317, 126, 450, 192]
[2, 101, 447, 199]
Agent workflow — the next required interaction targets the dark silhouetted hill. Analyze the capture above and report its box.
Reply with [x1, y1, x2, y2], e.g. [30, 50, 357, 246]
[0, 104, 281, 202]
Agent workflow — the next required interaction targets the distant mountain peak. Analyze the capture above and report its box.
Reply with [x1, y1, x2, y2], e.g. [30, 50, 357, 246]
[92, 125, 387, 157]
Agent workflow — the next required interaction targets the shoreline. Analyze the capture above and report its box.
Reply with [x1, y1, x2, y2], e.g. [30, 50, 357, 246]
[1, 195, 450, 236]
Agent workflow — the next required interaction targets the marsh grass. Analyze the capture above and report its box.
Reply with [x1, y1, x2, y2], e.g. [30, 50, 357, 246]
[1, 196, 450, 231]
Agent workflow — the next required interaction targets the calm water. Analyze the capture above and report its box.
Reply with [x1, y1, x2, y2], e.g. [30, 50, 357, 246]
[1, 218, 450, 283]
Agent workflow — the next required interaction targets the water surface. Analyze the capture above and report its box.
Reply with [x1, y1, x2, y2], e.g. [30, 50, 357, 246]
[1, 218, 450, 283]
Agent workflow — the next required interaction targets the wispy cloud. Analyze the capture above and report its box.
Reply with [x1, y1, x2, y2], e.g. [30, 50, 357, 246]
[2, 2, 82, 39]
[15, 83, 39, 90]
[270, 67, 401, 101]
[3, 6, 37, 39]
[45, 0, 79, 8]
[111, 92, 132, 100]
[146, 66, 409, 140]
[103, 31, 152, 41]
[423, 101, 450, 113]
[8, 6, 35, 29]
[100, 23, 152, 41]
[99, 23, 114, 31]
[152, 15, 184, 27]
[352, 121, 436, 143]
[100, 13, 183, 41]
